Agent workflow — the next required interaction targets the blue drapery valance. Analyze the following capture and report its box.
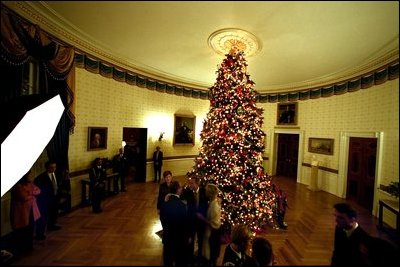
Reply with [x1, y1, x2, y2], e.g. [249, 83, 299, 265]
[75, 52, 398, 103]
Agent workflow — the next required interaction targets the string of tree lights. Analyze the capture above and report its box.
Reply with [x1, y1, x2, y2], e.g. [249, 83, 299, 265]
[188, 47, 276, 232]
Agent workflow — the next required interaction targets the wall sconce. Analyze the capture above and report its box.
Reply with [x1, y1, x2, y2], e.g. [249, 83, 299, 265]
[158, 132, 165, 142]
[121, 141, 126, 151]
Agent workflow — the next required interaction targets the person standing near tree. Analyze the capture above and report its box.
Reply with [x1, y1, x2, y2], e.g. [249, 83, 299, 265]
[180, 177, 208, 264]
[152, 146, 163, 183]
[159, 180, 188, 266]
[157, 171, 173, 232]
[275, 186, 288, 229]
[197, 183, 222, 266]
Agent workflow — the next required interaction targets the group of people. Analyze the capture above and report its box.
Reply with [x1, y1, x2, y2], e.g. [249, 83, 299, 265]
[156, 171, 275, 266]
[156, 171, 218, 266]
[87, 145, 163, 214]
[7, 149, 130, 258]
[7, 145, 398, 266]
[156, 170, 398, 266]
[9, 160, 67, 256]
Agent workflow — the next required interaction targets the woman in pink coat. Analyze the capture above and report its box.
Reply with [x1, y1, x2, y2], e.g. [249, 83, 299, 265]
[10, 170, 41, 254]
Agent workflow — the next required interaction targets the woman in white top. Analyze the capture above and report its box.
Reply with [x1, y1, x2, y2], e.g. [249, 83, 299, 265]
[198, 184, 222, 266]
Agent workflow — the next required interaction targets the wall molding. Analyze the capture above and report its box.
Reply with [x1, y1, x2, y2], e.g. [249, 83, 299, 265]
[302, 162, 338, 174]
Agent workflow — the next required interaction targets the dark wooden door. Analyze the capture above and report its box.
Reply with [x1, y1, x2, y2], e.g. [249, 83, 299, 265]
[276, 134, 299, 178]
[346, 137, 377, 211]
[123, 127, 147, 183]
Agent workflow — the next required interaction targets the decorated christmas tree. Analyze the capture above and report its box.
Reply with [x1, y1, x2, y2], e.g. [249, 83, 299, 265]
[188, 48, 275, 232]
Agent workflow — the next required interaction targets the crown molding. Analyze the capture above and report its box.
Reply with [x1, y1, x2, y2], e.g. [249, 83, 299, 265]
[261, 46, 399, 93]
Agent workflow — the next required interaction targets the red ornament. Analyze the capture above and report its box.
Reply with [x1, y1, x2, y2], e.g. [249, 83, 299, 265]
[226, 58, 234, 67]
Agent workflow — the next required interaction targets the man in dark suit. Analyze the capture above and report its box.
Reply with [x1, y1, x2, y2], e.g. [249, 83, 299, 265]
[34, 160, 61, 240]
[112, 148, 127, 193]
[181, 177, 208, 264]
[152, 146, 163, 183]
[89, 158, 106, 213]
[331, 203, 372, 266]
[160, 181, 188, 266]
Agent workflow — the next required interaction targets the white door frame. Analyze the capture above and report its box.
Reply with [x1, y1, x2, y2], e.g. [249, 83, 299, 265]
[269, 128, 304, 183]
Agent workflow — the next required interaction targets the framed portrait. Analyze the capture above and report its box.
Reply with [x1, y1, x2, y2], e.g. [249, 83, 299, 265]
[277, 102, 298, 125]
[173, 114, 196, 145]
[308, 138, 334, 155]
[88, 127, 108, 151]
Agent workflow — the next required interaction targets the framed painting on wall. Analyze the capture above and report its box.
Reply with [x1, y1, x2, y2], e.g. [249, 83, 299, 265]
[308, 137, 334, 155]
[173, 114, 195, 145]
[277, 102, 298, 125]
[88, 127, 108, 151]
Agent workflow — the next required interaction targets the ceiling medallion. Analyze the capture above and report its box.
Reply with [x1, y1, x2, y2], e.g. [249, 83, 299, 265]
[208, 28, 262, 57]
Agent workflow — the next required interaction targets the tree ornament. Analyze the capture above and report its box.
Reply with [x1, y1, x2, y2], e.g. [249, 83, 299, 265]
[236, 106, 244, 116]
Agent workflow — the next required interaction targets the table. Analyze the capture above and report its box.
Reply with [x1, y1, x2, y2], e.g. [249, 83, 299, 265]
[81, 172, 119, 206]
[377, 199, 399, 234]
[308, 161, 319, 191]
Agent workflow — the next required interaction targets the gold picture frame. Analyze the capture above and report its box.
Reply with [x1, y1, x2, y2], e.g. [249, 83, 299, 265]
[277, 102, 298, 125]
[308, 137, 334, 155]
[173, 114, 195, 145]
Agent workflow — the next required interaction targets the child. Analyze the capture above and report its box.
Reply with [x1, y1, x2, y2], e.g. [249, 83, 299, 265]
[273, 184, 288, 229]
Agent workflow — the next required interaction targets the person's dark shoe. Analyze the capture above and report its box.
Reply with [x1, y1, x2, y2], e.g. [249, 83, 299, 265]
[35, 235, 46, 240]
[279, 223, 288, 230]
[48, 225, 61, 231]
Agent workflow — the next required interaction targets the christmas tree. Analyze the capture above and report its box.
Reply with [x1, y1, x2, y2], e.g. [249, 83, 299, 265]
[188, 48, 275, 232]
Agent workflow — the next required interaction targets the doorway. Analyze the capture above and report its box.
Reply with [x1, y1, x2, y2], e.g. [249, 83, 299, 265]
[276, 134, 299, 178]
[346, 137, 377, 211]
[123, 127, 147, 183]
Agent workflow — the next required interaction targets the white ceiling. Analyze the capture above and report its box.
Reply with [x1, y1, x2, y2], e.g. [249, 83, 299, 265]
[16, 1, 400, 93]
